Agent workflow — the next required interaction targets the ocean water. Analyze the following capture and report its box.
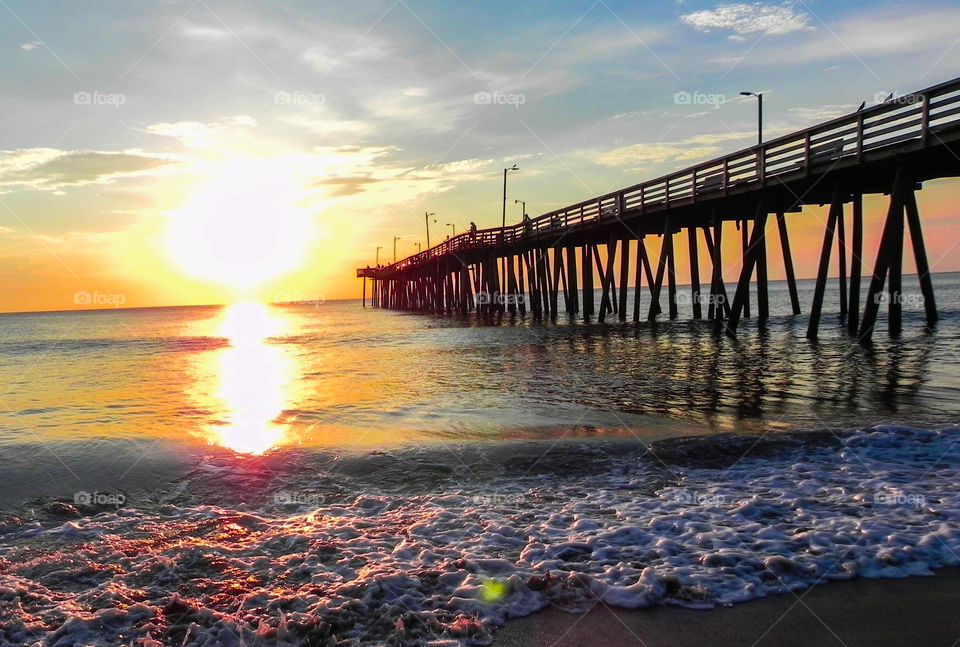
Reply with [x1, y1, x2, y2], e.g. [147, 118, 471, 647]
[1, 274, 959, 645]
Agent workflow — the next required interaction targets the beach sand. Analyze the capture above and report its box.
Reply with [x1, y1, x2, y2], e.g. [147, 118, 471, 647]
[493, 567, 960, 646]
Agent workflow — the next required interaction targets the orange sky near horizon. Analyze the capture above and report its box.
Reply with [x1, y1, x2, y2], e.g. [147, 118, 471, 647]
[0, 175, 957, 315]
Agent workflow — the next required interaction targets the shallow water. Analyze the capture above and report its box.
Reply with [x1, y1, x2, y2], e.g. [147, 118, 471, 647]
[0, 274, 959, 645]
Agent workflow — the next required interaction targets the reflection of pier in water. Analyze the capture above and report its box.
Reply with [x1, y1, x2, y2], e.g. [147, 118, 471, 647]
[482, 319, 937, 432]
[360, 76, 960, 343]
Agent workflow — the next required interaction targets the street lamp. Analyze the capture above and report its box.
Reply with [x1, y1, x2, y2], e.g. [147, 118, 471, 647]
[446, 223, 456, 236]
[425, 212, 436, 248]
[393, 236, 402, 263]
[502, 164, 518, 228]
[740, 91, 763, 145]
[376, 245, 383, 265]
[416, 242, 421, 253]
[514, 199, 526, 219]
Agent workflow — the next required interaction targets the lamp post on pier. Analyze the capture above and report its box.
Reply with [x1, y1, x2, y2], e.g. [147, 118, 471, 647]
[376, 245, 383, 266]
[446, 223, 456, 236]
[425, 212, 435, 248]
[502, 164, 518, 228]
[740, 91, 763, 144]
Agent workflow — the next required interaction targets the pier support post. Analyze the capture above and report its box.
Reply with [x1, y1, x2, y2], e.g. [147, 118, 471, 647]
[837, 205, 848, 318]
[550, 248, 562, 317]
[566, 245, 579, 315]
[688, 227, 702, 319]
[740, 219, 751, 319]
[726, 200, 767, 335]
[596, 237, 617, 322]
[667, 229, 678, 320]
[904, 190, 938, 326]
[618, 238, 630, 321]
[648, 218, 673, 321]
[807, 185, 844, 339]
[776, 212, 802, 315]
[704, 216, 731, 320]
[860, 168, 911, 340]
[582, 246, 594, 319]
[847, 194, 863, 332]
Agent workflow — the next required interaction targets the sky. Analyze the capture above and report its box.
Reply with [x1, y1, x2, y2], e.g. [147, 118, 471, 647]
[0, 0, 958, 312]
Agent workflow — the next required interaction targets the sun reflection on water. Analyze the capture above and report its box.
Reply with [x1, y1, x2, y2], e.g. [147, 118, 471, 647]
[208, 302, 290, 454]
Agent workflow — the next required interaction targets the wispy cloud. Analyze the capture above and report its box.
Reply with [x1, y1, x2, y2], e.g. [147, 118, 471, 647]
[143, 116, 257, 148]
[0, 149, 178, 192]
[681, 2, 810, 35]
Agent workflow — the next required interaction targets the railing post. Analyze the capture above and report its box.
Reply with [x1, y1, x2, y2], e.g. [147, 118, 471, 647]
[722, 159, 729, 196]
[856, 115, 864, 162]
[803, 132, 811, 175]
[920, 92, 930, 145]
[758, 146, 766, 185]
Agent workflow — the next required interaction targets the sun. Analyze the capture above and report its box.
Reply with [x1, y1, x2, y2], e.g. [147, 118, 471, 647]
[167, 159, 311, 289]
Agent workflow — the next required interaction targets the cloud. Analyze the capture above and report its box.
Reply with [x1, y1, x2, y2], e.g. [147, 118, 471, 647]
[303, 146, 493, 200]
[20, 41, 44, 51]
[312, 174, 381, 197]
[180, 23, 231, 42]
[0, 149, 177, 192]
[788, 105, 851, 123]
[681, 3, 810, 35]
[143, 116, 256, 147]
[587, 132, 754, 169]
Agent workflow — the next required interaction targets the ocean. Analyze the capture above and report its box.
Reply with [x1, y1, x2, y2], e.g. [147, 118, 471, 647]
[1, 274, 959, 645]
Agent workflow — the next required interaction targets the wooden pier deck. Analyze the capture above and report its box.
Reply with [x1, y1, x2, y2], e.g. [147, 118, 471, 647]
[359, 76, 960, 341]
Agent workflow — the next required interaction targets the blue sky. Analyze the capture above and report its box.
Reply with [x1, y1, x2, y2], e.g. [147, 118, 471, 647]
[1, 0, 958, 309]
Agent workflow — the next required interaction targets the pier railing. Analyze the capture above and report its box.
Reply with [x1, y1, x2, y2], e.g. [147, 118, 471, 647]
[372, 76, 960, 275]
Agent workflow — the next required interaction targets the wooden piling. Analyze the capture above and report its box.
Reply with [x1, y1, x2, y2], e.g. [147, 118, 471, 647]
[618, 238, 630, 321]
[776, 212, 802, 315]
[688, 227, 702, 319]
[807, 186, 843, 339]
[566, 245, 579, 315]
[847, 195, 863, 332]
[904, 189, 938, 326]
[582, 245, 594, 318]
[860, 167, 908, 341]
[726, 202, 768, 335]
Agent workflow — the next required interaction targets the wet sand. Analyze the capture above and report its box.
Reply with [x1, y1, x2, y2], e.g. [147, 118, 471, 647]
[493, 567, 960, 646]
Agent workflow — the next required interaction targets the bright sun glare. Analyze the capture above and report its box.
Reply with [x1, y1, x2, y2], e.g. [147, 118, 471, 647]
[167, 159, 311, 289]
[210, 302, 290, 454]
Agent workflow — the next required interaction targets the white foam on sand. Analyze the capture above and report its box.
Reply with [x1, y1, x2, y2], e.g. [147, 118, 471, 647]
[1, 426, 959, 646]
